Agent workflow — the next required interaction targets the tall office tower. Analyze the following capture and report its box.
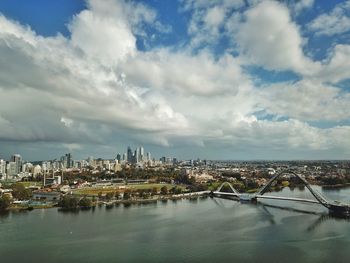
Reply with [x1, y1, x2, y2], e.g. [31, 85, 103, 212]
[127, 146, 133, 163]
[42, 162, 47, 173]
[87, 156, 94, 166]
[146, 152, 151, 161]
[66, 153, 73, 168]
[61, 155, 67, 168]
[116, 153, 121, 162]
[122, 153, 127, 161]
[0, 159, 6, 176]
[11, 154, 22, 175]
[7, 162, 17, 176]
[140, 147, 144, 162]
[135, 147, 140, 163]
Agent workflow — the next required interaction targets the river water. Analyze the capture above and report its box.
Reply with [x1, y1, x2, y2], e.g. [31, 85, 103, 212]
[1, 186, 350, 263]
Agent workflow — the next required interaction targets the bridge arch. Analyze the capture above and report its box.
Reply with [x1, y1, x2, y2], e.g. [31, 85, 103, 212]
[216, 182, 240, 195]
[255, 170, 329, 208]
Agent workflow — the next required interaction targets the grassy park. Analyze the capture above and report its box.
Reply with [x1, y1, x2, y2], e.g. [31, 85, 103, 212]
[72, 183, 186, 196]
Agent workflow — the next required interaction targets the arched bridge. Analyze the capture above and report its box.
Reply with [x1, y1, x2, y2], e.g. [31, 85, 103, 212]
[211, 170, 350, 216]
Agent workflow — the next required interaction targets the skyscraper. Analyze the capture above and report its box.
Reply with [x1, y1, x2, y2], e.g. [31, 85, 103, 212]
[66, 153, 73, 168]
[0, 159, 6, 176]
[146, 152, 151, 161]
[140, 146, 144, 162]
[11, 154, 22, 175]
[135, 148, 140, 163]
[116, 153, 121, 162]
[127, 146, 133, 163]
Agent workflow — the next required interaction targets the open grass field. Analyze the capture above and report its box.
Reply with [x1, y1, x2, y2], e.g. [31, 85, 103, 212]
[72, 183, 186, 196]
[17, 181, 43, 187]
[0, 181, 42, 188]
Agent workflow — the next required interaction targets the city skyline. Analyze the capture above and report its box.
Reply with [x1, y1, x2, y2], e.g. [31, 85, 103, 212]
[1, 0, 350, 160]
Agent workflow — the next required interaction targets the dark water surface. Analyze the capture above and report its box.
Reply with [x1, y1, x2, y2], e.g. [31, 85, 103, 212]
[1, 186, 350, 263]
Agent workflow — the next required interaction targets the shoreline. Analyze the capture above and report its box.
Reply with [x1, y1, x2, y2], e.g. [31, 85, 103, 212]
[2, 192, 209, 212]
[320, 183, 350, 189]
[4, 182, 350, 213]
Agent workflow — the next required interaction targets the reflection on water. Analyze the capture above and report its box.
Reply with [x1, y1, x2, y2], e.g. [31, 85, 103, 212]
[1, 186, 350, 263]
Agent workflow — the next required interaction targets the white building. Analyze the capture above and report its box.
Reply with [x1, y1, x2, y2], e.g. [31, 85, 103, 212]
[0, 159, 6, 177]
[6, 162, 17, 176]
[33, 165, 42, 177]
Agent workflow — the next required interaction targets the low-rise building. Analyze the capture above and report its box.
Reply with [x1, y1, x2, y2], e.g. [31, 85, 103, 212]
[32, 191, 61, 201]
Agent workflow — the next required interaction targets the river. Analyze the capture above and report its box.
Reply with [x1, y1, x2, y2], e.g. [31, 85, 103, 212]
[1, 186, 350, 263]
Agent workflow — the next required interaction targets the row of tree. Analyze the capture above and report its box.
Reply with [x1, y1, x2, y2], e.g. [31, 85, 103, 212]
[58, 195, 92, 209]
[0, 195, 11, 211]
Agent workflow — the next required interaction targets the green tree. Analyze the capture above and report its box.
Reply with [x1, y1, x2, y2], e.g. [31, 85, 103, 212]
[0, 195, 11, 211]
[151, 187, 158, 196]
[58, 195, 79, 209]
[160, 186, 168, 195]
[11, 183, 32, 200]
[78, 197, 92, 208]
[105, 192, 114, 201]
[123, 189, 131, 200]
[174, 187, 182, 195]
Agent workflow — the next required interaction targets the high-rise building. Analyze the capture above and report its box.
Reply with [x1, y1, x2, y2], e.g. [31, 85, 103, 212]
[135, 148, 140, 163]
[116, 153, 121, 162]
[61, 153, 73, 169]
[33, 165, 42, 177]
[146, 152, 151, 161]
[87, 156, 94, 166]
[7, 162, 17, 176]
[66, 153, 73, 168]
[11, 154, 22, 175]
[0, 159, 6, 176]
[127, 146, 133, 163]
[140, 147, 144, 162]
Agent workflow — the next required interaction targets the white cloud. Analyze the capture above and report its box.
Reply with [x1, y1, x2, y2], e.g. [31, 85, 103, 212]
[182, 0, 244, 47]
[69, 9, 136, 65]
[204, 6, 226, 27]
[120, 49, 248, 96]
[308, 0, 350, 36]
[0, 2, 189, 147]
[293, 0, 315, 14]
[235, 0, 320, 75]
[0, 0, 350, 159]
[259, 80, 350, 121]
[318, 44, 350, 83]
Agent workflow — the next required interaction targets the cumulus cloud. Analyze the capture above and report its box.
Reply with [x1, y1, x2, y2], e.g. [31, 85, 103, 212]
[316, 44, 350, 84]
[120, 49, 248, 96]
[0, 0, 350, 159]
[292, 0, 315, 14]
[0, 3, 189, 149]
[182, 0, 244, 47]
[259, 80, 350, 121]
[308, 0, 350, 36]
[234, 0, 320, 75]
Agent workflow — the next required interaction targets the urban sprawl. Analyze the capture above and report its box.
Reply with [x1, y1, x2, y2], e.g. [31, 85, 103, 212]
[0, 146, 350, 211]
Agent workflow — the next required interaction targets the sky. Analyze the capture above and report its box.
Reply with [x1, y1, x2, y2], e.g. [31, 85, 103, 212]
[0, 0, 350, 161]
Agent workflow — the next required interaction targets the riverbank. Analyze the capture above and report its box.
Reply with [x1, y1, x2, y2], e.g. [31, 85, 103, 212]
[321, 183, 350, 189]
[2, 191, 210, 212]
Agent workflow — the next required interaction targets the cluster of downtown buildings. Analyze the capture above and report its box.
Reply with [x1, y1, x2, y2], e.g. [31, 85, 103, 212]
[2, 147, 349, 188]
[0, 146, 178, 182]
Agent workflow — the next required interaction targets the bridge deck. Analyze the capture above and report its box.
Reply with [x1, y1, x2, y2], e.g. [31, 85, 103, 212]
[213, 172, 350, 216]
[212, 191, 321, 204]
[255, 195, 320, 204]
